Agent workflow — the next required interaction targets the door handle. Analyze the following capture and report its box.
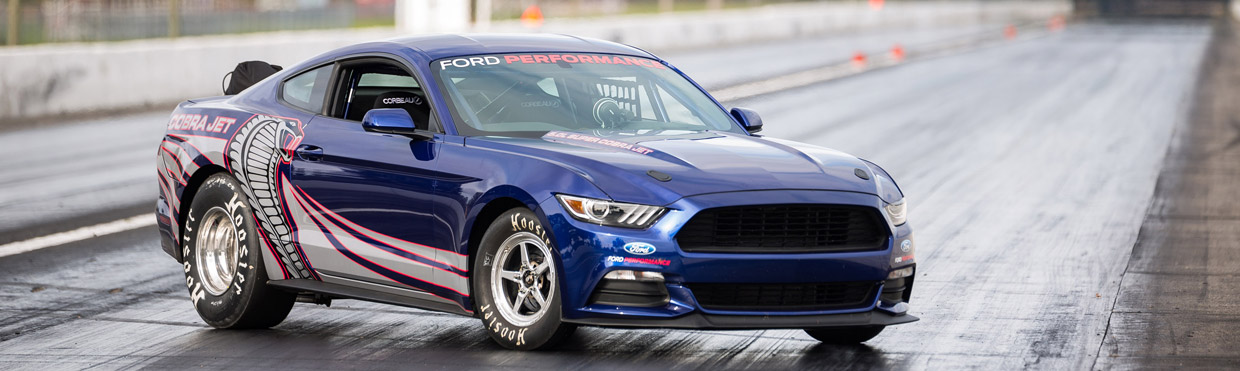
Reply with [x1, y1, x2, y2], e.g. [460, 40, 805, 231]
[295, 145, 324, 162]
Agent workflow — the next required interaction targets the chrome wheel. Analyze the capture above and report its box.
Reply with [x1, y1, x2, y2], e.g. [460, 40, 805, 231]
[490, 232, 556, 327]
[195, 206, 239, 296]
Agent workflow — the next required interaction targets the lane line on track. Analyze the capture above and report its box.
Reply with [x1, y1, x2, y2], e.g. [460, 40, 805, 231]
[0, 214, 154, 258]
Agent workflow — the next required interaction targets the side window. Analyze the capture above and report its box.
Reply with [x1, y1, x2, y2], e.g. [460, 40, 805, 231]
[329, 60, 435, 131]
[281, 65, 333, 113]
[535, 78, 559, 97]
[358, 73, 420, 88]
[656, 85, 708, 127]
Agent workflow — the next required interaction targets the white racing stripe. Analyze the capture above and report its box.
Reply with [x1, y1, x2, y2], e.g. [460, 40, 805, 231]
[0, 215, 155, 258]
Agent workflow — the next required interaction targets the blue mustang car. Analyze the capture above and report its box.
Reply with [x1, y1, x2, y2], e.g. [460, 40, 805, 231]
[155, 34, 917, 350]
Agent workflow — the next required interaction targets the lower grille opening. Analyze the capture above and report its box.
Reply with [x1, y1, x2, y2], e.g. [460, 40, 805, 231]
[689, 281, 879, 311]
[589, 279, 669, 307]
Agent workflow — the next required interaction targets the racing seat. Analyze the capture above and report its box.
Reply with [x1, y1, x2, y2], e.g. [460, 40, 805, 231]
[478, 79, 576, 128]
[372, 91, 431, 130]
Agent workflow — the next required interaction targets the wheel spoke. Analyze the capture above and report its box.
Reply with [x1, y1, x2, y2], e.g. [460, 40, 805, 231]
[531, 288, 549, 308]
[512, 290, 528, 311]
[534, 263, 550, 276]
[500, 269, 522, 284]
[519, 242, 531, 267]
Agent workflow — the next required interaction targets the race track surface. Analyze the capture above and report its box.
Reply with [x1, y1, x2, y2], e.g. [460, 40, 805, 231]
[2, 21, 1236, 369]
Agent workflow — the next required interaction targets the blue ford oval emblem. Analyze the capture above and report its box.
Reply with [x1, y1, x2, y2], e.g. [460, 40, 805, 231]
[624, 242, 656, 256]
[900, 239, 912, 253]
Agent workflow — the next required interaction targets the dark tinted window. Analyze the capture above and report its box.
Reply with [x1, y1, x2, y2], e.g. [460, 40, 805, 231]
[328, 60, 434, 131]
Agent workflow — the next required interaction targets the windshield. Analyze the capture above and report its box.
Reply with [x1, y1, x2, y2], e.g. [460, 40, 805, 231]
[431, 53, 743, 137]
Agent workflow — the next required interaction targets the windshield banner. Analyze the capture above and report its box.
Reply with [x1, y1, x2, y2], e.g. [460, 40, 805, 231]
[543, 131, 656, 155]
[438, 54, 666, 70]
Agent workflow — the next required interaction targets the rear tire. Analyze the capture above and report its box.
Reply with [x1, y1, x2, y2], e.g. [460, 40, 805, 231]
[181, 173, 295, 329]
[473, 208, 576, 350]
[804, 326, 885, 344]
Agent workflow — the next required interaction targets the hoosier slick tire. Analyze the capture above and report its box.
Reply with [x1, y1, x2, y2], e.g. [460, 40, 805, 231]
[474, 208, 577, 350]
[804, 326, 886, 344]
[181, 173, 296, 329]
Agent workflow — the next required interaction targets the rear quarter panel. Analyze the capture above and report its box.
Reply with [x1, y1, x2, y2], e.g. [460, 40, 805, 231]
[156, 90, 315, 282]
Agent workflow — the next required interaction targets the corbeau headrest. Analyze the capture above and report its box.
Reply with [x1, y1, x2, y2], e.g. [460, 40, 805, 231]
[373, 91, 430, 130]
[374, 92, 425, 108]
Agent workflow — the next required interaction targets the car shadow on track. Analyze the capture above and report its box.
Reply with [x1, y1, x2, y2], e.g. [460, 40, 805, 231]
[138, 321, 894, 369]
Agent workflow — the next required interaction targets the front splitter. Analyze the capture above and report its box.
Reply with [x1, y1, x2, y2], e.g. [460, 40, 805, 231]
[564, 309, 918, 330]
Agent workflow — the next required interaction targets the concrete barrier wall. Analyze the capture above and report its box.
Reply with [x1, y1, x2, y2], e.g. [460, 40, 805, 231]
[0, 1, 1069, 123]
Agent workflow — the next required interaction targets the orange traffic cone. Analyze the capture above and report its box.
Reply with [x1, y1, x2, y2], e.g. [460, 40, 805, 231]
[1048, 15, 1065, 31]
[868, 0, 884, 11]
[852, 51, 867, 68]
[1004, 24, 1018, 40]
[521, 5, 545, 29]
[890, 44, 905, 62]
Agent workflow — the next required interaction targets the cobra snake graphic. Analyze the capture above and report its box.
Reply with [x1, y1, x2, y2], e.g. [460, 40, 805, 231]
[227, 115, 310, 278]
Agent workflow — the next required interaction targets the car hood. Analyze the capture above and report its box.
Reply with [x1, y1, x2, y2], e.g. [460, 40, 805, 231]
[467, 131, 882, 206]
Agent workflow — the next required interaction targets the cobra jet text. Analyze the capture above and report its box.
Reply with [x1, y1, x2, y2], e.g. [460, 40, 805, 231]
[167, 114, 237, 134]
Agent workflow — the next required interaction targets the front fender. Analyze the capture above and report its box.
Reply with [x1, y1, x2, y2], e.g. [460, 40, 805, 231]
[438, 139, 611, 258]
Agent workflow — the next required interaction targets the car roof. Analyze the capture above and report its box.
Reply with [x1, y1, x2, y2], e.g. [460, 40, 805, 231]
[383, 33, 656, 61]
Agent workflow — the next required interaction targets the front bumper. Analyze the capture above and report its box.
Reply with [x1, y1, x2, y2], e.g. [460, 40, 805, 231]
[540, 189, 919, 329]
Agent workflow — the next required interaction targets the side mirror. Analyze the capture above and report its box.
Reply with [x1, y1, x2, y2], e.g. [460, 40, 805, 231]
[363, 108, 431, 140]
[730, 107, 763, 134]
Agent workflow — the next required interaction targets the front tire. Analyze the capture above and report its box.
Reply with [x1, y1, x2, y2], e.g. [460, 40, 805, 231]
[473, 208, 576, 350]
[804, 326, 885, 344]
[182, 173, 295, 329]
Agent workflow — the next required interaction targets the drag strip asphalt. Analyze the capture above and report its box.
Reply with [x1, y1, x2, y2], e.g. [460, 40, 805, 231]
[0, 21, 1225, 369]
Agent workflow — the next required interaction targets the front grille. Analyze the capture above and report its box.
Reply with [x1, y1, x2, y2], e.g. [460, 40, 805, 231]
[676, 204, 888, 253]
[689, 281, 879, 311]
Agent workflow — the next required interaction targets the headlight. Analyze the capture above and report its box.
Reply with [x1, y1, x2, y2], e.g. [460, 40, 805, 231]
[885, 200, 907, 226]
[555, 194, 667, 229]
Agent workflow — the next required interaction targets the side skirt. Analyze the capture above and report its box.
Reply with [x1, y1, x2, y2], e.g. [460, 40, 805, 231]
[268, 275, 473, 317]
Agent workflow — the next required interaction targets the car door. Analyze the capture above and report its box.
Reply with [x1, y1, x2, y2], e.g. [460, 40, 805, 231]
[287, 56, 468, 301]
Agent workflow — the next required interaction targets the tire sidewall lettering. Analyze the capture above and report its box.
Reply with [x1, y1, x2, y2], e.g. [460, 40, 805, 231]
[509, 213, 552, 246]
[183, 175, 258, 322]
[480, 210, 558, 349]
[479, 304, 529, 347]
